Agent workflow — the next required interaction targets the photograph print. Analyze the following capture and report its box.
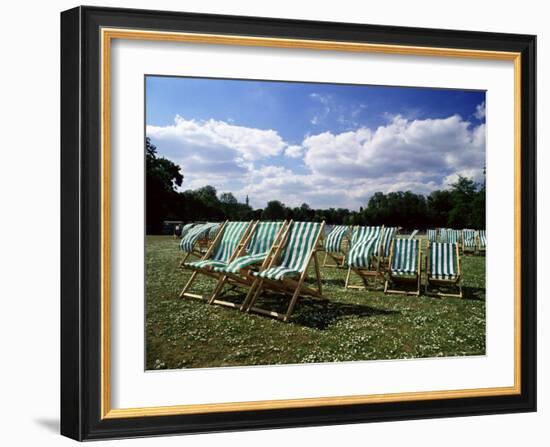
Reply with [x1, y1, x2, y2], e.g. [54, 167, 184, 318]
[145, 76, 487, 370]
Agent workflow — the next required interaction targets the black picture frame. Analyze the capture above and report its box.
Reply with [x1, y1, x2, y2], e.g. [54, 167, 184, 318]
[61, 5, 536, 441]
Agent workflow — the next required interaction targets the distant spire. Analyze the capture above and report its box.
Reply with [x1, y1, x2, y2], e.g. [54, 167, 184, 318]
[245, 195, 249, 206]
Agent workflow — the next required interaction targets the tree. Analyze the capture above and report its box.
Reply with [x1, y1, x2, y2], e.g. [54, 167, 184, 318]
[220, 192, 238, 205]
[448, 176, 477, 228]
[145, 137, 183, 233]
[262, 200, 287, 220]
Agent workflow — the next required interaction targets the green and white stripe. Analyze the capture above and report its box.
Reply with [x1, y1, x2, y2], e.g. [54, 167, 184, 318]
[216, 221, 284, 273]
[207, 222, 222, 239]
[351, 226, 382, 245]
[380, 227, 397, 257]
[185, 221, 250, 270]
[390, 239, 419, 276]
[179, 223, 195, 238]
[462, 229, 477, 248]
[428, 242, 459, 280]
[255, 221, 321, 280]
[478, 230, 487, 248]
[324, 225, 349, 254]
[347, 237, 381, 268]
[179, 223, 218, 253]
[440, 228, 460, 244]
[427, 229, 438, 242]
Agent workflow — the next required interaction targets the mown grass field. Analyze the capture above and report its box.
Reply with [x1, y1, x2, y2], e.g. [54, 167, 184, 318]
[146, 235, 486, 370]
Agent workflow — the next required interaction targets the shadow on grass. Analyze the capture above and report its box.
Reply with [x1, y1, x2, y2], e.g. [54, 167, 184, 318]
[462, 286, 486, 301]
[250, 293, 399, 330]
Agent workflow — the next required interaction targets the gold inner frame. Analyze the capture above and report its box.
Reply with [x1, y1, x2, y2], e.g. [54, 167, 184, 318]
[100, 27, 522, 419]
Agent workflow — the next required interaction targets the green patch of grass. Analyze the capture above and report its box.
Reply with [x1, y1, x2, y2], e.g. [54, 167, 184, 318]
[146, 236, 486, 370]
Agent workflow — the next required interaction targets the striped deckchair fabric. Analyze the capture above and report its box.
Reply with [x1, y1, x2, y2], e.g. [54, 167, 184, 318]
[384, 239, 421, 295]
[462, 229, 477, 251]
[478, 230, 487, 250]
[207, 222, 222, 239]
[179, 222, 218, 253]
[426, 242, 462, 298]
[390, 239, 420, 276]
[244, 221, 325, 321]
[347, 237, 382, 268]
[344, 225, 384, 289]
[217, 221, 285, 274]
[427, 229, 438, 243]
[255, 222, 322, 280]
[324, 225, 349, 254]
[440, 228, 460, 244]
[185, 221, 251, 270]
[380, 227, 398, 257]
[408, 229, 419, 240]
[179, 223, 195, 238]
[351, 226, 382, 245]
[428, 242, 459, 280]
[322, 225, 350, 267]
[179, 221, 252, 300]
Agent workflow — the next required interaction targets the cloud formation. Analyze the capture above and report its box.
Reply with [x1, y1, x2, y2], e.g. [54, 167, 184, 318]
[147, 112, 485, 210]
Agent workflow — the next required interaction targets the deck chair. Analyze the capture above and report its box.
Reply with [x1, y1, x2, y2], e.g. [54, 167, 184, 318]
[179, 221, 252, 300]
[345, 226, 384, 289]
[179, 223, 195, 238]
[478, 230, 487, 253]
[427, 229, 438, 243]
[377, 226, 398, 272]
[380, 227, 398, 258]
[440, 228, 460, 244]
[425, 242, 462, 298]
[322, 225, 350, 267]
[462, 229, 477, 254]
[408, 229, 419, 240]
[244, 221, 325, 322]
[178, 222, 221, 265]
[208, 221, 287, 309]
[384, 239, 421, 296]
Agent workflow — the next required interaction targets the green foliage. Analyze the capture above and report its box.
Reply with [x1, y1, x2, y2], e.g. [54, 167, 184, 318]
[146, 236, 486, 369]
[146, 139, 485, 232]
[146, 138, 184, 233]
[262, 200, 287, 220]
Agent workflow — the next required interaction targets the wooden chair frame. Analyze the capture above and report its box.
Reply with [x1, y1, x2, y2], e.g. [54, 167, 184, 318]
[208, 221, 288, 310]
[244, 221, 326, 322]
[179, 221, 253, 300]
[384, 239, 422, 296]
[425, 243, 463, 298]
[344, 226, 385, 289]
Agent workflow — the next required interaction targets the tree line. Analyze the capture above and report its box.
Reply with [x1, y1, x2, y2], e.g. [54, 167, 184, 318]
[146, 138, 485, 234]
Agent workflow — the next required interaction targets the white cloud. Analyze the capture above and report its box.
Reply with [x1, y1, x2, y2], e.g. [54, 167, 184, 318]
[474, 101, 486, 120]
[285, 145, 304, 158]
[147, 115, 286, 162]
[309, 93, 331, 125]
[148, 113, 485, 210]
[302, 115, 485, 182]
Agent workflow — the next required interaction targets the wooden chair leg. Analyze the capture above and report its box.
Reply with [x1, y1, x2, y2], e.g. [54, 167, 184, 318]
[284, 278, 306, 322]
[244, 279, 264, 311]
[344, 266, 352, 288]
[313, 253, 322, 295]
[208, 275, 227, 304]
[239, 278, 260, 311]
[322, 251, 329, 267]
[179, 270, 198, 298]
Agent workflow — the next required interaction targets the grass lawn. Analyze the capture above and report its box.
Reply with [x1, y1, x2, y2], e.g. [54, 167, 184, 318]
[146, 235, 486, 370]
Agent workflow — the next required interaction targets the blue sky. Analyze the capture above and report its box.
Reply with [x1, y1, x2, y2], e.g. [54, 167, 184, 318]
[146, 76, 486, 210]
